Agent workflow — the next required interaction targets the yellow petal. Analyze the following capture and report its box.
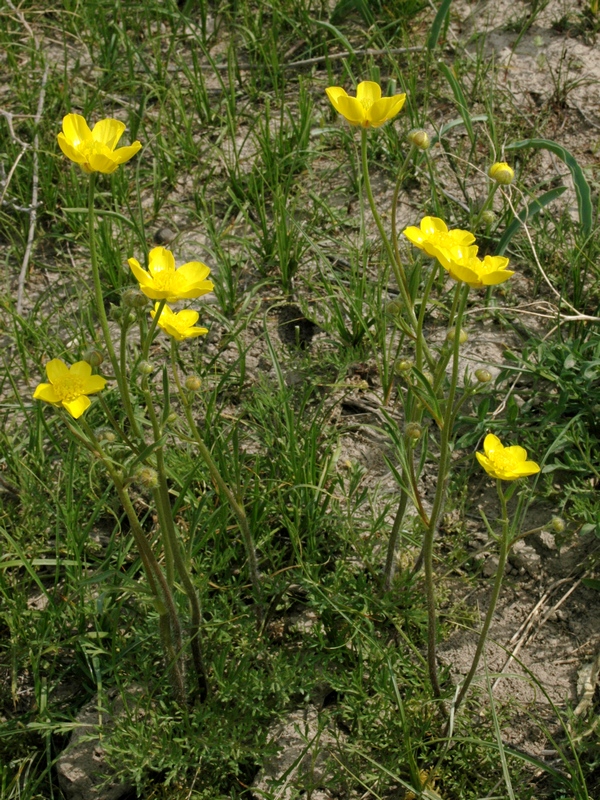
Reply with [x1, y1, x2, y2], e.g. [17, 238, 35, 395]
[33, 383, 59, 403]
[503, 445, 528, 463]
[483, 433, 503, 456]
[112, 142, 142, 164]
[481, 270, 514, 286]
[368, 94, 406, 127]
[448, 229, 476, 245]
[356, 81, 382, 105]
[148, 247, 176, 276]
[62, 114, 92, 146]
[82, 375, 107, 394]
[476, 451, 496, 477]
[70, 361, 92, 378]
[515, 461, 541, 476]
[91, 118, 126, 149]
[333, 96, 366, 126]
[176, 261, 211, 283]
[46, 358, 69, 383]
[62, 395, 91, 419]
[57, 133, 86, 164]
[128, 257, 151, 285]
[183, 326, 208, 338]
[141, 286, 170, 300]
[86, 151, 120, 174]
[325, 87, 348, 112]
[403, 226, 426, 247]
[171, 283, 213, 300]
[176, 309, 200, 326]
[447, 261, 480, 285]
[421, 216, 448, 235]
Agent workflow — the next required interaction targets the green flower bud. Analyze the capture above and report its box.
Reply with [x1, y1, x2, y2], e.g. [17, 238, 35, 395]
[134, 467, 159, 489]
[394, 359, 413, 375]
[481, 210, 496, 225]
[96, 427, 116, 443]
[475, 368, 492, 383]
[166, 412, 178, 424]
[550, 516, 566, 534]
[83, 349, 104, 367]
[405, 422, 422, 440]
[386, 300, 403, 317]
[446, 327, 468, 344]
[408, 129, 430, 150]
[488, 161, 515, 185]
[185, 375, 202, 391]
[122, 288, 149, 309]
[138, 360, 153, 375]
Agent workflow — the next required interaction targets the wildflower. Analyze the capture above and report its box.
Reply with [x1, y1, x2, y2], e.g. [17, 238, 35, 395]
[150, 303, 208, 341]
[57, 114, 141, 174]
[33, 359, 106, 419]
[325, 81, 406, 128]
[128, 247, 213, 302]
[443, 253, 514, 289]
[488, 161, 515, 185]
[550, 516, 566, 534]
[476, 434, 540, 481]
[403, 217, 477, 269]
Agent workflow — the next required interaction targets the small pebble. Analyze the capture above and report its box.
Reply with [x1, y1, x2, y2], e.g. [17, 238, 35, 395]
[154, 227, 176, 244]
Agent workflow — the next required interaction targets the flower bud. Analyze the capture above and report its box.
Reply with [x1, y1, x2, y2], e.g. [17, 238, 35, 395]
[122, 288, 148, 309]
[475, 368, 492, 383]
[138, 360, 153, 375]
[421, 370, 433, 385]
[134, 467, 159, 489]
[166, 412, 178, 424]
[185, 375, 202, 391]
[386, 300, 403, 317]
[405, 422, 422, 440]
[488, 161, 515, 185]
[550, 516, 566, 534]
[481, 210, 496, 225]
[394, 359, 413, 375]
[408, 129, 430, 150]
[96, 427, 116, 443]
[446, 327, 468, 344]
[83, 349, 104, 367]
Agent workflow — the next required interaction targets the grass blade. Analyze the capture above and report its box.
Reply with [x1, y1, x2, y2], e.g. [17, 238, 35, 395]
[427, 0, 453, 51]
[437, 61, 474, 145]
[506, 138, 594, 239]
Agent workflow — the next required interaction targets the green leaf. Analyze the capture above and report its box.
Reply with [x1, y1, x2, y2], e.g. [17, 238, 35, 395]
[429, 114, 488, 148]
[506, 138, 594, 239]
[437, 61, 474, 145]
[427, 0, 453, 50]
[496, 186, 567, 256]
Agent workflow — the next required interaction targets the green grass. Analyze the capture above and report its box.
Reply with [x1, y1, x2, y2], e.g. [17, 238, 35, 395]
[1, 0, 599, 798]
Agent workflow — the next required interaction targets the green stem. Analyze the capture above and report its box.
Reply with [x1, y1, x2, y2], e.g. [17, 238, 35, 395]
[453, 480, 510, 713]
[382, 467, 409, 592]
[422, 282, 470, 697]
[140, 363, 208, 699]
[416, 262, 440, 372]
[170, 343, 263, 604]
[391, 143, 417, 269]
[472, 182, 499, 230]
[143, 298, 167, 361]
[75, 417, 186, 702]
[88, 175, 141, 439]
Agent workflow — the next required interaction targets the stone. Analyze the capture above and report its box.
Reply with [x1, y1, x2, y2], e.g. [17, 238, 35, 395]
[509, 541, 541, 576]
[56, 688, 142, 800]
[154, 227, 176, 244]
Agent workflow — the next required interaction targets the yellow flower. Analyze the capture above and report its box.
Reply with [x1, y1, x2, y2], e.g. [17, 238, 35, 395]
[128, 247, 214, 302]
[57, 114, 141, 174]
[476, 434, 540, 481]
[325, 81, 406, 128]
[443, 253, 514, 288]
[150, 303, 208, 341]
[488, 161, 514, 185]
[403, 216, 477, 269]
[33, 359, 107, 419]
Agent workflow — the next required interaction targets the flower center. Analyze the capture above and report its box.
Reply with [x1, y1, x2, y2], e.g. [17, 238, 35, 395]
[491, 451, 513, 471]
[150, 271, 176, 291]
[53, 376, 86, 402]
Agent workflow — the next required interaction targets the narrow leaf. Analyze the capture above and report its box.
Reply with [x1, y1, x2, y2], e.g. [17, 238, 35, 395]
[506, 138, 594, 239]
[427, 0, 453, 51]
[438, 61, 474, 145]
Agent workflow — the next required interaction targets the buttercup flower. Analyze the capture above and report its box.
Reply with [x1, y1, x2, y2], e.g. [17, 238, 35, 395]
[403, 216, 477, 269]
[476, 434, 540, 481]
[325, 81, 406, 128]
[443, 253, 514, 288]
[57, 114, 141, 174]
[33, 359, 107, 419]
[150, 303, 208, 341]
[128, 247, 213, 302]
[488, 161, 515, 185]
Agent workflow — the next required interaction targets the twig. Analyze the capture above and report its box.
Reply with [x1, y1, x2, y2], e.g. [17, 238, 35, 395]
[16, 64, 49, 315]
